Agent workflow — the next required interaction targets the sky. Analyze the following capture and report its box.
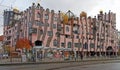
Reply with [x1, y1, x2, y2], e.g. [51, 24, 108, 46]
[0, 0, 120, 35]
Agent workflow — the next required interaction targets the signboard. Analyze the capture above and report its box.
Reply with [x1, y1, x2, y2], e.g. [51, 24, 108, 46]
[21, 54, 26, 62]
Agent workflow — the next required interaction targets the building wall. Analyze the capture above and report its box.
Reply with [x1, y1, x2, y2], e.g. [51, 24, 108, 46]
[3, 3, 119, 54]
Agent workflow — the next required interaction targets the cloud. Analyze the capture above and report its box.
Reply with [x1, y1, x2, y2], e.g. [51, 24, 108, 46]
[41, 0, 99, 14]
[88, 0, 120, 30]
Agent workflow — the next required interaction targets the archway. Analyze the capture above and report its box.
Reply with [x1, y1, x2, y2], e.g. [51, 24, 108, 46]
[106, 46, 114, 56]
[35, 40, 42, 46]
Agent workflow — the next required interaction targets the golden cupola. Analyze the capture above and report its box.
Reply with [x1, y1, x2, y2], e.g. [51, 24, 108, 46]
[80, 11, 87, 18]
[13, 7, 19, 13]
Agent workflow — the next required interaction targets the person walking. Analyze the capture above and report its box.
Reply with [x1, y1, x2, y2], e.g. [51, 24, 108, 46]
[80, 52, 83, 60]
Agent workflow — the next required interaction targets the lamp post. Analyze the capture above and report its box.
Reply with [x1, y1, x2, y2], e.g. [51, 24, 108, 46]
[9, 46, 12, 62]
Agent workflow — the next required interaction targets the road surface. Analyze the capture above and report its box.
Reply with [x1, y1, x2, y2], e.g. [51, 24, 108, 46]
[55, 63, 120, 70]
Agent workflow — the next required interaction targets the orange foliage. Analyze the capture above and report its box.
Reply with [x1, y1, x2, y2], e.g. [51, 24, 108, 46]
[63, 14, 68, 24]
[4, 45, 15, 53]
[16, 38, 31, 50]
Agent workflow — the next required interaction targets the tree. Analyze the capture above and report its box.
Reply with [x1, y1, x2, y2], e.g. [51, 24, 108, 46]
[61, 12, 68, 24]
[4, 45, 15, 54]
[16, 38, 31, 50]
[63, 14, 68, 24]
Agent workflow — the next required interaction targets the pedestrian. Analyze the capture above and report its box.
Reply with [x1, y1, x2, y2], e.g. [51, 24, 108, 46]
[74, 51, 77, 61]
[38, 53, 42, 60]
[75, 54, 77, 61]
[32, 53, 35, 62]
[80, 52, 83, 60]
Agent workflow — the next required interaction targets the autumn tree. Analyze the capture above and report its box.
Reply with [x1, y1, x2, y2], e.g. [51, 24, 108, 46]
[63, 14, 68, 24]
[61, 13, 68, 24]
[4, 45, 15, 54]
[16, 38, 31, 50]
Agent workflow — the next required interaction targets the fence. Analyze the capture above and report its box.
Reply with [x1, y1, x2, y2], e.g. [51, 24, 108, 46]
[0, 55, 120, 64]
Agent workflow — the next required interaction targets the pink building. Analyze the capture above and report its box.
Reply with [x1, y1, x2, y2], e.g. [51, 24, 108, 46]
[3, 3, 119, 57]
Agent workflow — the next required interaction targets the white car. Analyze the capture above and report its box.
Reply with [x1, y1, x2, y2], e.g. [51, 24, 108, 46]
[2, 54, 9, 58]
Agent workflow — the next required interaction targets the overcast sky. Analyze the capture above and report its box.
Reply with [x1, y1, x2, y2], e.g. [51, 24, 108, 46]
[0, 0, 120, 35]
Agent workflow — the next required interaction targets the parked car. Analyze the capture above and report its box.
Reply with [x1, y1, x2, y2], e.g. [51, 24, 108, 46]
[2, 54, 9, 58]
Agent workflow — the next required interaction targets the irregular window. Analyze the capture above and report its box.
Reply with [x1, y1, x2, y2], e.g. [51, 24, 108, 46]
[90, 43, 95, 48]
[53, 39, 57, 46]
[61, 42, 65, 47]
[53, 24, 56, 29]
[47, 31, 53, 36]
[37, 12, 41, 18]
[68, 42, 72, 48]
[45, 14, 49, 20]
[66, 26, 69, 32]
[40, 29, 43, 34]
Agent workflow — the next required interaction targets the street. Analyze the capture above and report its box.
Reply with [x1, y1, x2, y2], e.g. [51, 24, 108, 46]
[0, 61, 120, 70]
[56, 63, 120, 70]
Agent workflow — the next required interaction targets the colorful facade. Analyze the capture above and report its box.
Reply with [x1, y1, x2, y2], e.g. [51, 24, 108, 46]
[3, 3, 119, 57]
[0, 35, 4, 54]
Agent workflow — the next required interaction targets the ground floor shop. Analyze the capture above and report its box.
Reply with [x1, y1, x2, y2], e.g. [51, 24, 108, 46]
[31, 46, 118, 62]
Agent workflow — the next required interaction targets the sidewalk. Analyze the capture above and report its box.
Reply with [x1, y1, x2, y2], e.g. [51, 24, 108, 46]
[0, 56, 120, 65]
[1, 59, 120, 70]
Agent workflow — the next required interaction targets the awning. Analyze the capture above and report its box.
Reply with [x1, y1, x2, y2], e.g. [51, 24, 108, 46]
[33, 46, 72, 51]
[33, 46, 43, 49]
